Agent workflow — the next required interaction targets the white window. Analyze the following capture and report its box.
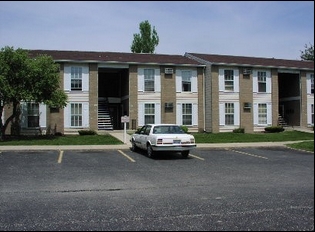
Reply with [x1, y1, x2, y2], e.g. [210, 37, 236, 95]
[144, 69, 155, 92]
[225, 103, 234, 125]
[144, 103, 155, 124]
[138, 68, 161, 92]
[27, 103, 39, 128]
[182, 71, 192, 92]
[71, 67, 82, 91]
[258, 71, 267, 93]
[258, 103, 267, 124]
[176, 69, 197, 93]
[224, 70, 234, 91]
[71, 103, 82, 127]
[182, 103, 192, 125]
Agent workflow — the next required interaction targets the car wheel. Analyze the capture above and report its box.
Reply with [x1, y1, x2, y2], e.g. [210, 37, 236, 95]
[131, 140, 138, 152]
[147, 144, 155, 158]
[182, 150, 189, 158]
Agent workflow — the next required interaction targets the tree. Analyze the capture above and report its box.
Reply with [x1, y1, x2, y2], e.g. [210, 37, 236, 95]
[300, 43, 314, 61]
[0, 46, 68, 140]
[131, 20, 159, 53]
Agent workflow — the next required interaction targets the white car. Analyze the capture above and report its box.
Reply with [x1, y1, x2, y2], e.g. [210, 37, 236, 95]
[130, 124, 196, 158]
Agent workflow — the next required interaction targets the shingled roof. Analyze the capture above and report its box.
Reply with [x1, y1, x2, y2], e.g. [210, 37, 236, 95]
[185, 53, 314, 70]
[27, 50, 203, 67]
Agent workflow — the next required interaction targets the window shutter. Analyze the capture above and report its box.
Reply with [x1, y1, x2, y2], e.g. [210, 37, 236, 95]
[175, 70, 182, 92]
[234, 102, 240, 126]
[138, 68, 144, 92]
[83, 102, 89, 127]
[64, 66, 71, 91]
[192, 103, 198, 126]
[64, 104, 70, 128]
[191, 70, 198, 93]
[219, 103, 225, 125]
[266, 71, 271, 93]
[234, 69, 239, 92]
[155, 68, 161, 92]
[155, 103, 161, 124]
[176, 103, 182, 125]
[267, 103, 272, 125]
[39, 103, 46, 127]
[252, 70, 258, 93]
[138, 103, 144, 126]
[253, 103, 258, 125]
[82, 66, 89, 91]
[219, 69, 224, 92]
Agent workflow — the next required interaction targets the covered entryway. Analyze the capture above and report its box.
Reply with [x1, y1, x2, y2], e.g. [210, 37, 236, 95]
[98, 67, 129, 130]
[278, 71, 301, 126]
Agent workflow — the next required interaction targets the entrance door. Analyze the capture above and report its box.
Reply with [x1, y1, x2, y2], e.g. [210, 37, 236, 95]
[109, 105, 121, 130]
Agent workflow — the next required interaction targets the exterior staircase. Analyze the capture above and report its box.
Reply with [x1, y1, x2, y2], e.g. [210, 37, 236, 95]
[278, 114, 288, 127]
[98, 98, 113, 130]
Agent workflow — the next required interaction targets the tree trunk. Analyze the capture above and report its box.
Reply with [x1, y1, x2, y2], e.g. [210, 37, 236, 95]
[1, 101, 20, 140]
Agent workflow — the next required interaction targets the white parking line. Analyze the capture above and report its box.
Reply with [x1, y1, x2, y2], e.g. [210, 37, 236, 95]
[189, 154, 205, 160]
[228, 149, 268, 160]
[118, 150, 136, 162]
[58, 150, 64, 163]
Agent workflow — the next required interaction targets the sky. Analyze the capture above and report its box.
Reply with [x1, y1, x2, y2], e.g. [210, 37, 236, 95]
[0, 1, 314, 60]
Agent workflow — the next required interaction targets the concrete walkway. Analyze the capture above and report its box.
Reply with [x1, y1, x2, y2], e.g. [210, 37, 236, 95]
[0, 127, 313, 151]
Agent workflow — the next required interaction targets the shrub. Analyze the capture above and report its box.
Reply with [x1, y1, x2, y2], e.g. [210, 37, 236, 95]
[180, 125, 189, 133]
[264, 126, 285, 133]
[233, 128, 245, 133]
[78, 130, 97, 135]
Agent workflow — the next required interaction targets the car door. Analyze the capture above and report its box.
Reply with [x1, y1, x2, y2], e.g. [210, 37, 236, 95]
[139, 125, 152, 149]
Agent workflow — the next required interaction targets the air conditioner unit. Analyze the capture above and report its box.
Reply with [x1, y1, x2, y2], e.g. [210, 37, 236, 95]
[165, 68, 174, 74]
[243, 68, 252, 75]
[165, 102, 173, 109]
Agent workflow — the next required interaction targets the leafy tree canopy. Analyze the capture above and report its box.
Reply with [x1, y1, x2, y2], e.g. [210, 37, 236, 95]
[300, 43, 314, 61]
[0, 46, 67, 139]
[131, 20, 159, 53]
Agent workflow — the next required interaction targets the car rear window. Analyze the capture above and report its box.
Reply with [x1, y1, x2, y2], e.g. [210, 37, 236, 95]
[153, 126, 184, 134]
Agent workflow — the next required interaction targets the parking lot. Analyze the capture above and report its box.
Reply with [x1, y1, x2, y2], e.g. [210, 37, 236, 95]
[0, 147, 314, 231]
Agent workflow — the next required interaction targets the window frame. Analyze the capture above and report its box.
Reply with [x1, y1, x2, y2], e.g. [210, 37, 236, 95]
[144, 103, 155, 124]
[144, 68, 155, 92]
[27, 102, 40, 128]
[224, 70, 234, 91]
[182, 70, 192, 92]
[182, 103, 193, 126]
[257, 71, 267, 93]
[71, 67, 83, 91]
[225, 103, 234, 125]
[70, 103, 83, 127]
[258, 103, 268, 125]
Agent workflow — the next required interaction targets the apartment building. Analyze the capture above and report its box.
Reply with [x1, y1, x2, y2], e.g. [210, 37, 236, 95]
[185, 53, 314, 133]
[3, 50, 205, 135]
[3, 50, 314, 135]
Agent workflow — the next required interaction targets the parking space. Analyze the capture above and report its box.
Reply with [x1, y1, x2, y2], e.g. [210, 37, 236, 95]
[0, 147, 313, 231]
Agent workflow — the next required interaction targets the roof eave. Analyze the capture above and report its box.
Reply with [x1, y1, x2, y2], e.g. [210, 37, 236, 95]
[53, 59, 205, 67]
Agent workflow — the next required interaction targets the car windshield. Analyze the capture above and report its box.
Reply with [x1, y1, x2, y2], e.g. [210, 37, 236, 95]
[152, 125, 185, 134]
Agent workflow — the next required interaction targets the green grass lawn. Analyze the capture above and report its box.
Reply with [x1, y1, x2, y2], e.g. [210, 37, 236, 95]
[192, 130, 314, 143]
[0, 130, 313, 152]
[0, 134, 124, 146]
